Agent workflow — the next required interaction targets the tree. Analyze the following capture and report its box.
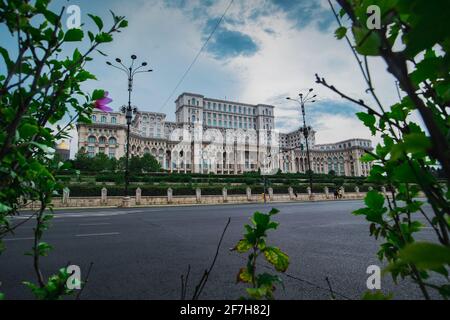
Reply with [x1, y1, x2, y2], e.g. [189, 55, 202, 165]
[141, 153, 161, 173]
[318, 0, 450, 299]
[73, 150, 91, 172]
[0, 0, 128, 299]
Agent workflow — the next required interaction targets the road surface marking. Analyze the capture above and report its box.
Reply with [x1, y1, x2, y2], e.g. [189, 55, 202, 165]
[79, 223, 112, 226]
[3, 237, 35, 241]
[75, 232, 120, 237]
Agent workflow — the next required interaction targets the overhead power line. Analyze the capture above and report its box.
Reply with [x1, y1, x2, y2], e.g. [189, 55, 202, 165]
[157, 0, 235, 112]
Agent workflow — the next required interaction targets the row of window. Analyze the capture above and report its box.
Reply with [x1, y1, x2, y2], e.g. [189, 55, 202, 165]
[92, 115, 117, 124]
[87, 146, 116, 158]
[205, 119, 257, 129]
[188, 97, 273, 117]
[87, 136, 117, 145]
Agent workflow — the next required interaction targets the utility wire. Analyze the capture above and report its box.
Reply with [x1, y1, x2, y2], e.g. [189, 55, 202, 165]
[157, 0, 235, 112]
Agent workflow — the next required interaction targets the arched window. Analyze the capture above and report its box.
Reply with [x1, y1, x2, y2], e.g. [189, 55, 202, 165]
[108, 137, 117, 145]
[99, 136, 106, 144]
[88, 136, 96, 144]
[91, 115, 96, 122]
[101, 116, 107, 123]
[111, 117, 117, 124]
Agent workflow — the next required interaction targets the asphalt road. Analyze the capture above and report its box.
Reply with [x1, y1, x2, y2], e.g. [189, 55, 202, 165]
[0, 200, 442, 300]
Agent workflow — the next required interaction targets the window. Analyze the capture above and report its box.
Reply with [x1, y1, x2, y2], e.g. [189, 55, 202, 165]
[109, 148, 116, 159]
[109, 137, 117, 145]
[88, 136, 96, 144]
[239, 106, 242, 113]
[92, 115, 97, 122]
[99, 136, 106, 144]
[233, 105, 236, 112]
[101, 116, 107, 123]
[88, 146, 95, 157]
[111, 117, 117, 124]
[99, 147, 105, 154]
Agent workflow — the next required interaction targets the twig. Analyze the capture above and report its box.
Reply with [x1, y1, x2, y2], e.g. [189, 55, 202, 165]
[76, 262, 94, 300]
[190, 217, 231, 300]
[325, 277, 336, 300]
[180, 264, 190, 300]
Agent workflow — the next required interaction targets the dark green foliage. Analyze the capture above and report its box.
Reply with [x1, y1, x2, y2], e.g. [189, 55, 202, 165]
[324, 0, 450, 299]
[0, 0, 127, 299]
[233, 208, 289, 300]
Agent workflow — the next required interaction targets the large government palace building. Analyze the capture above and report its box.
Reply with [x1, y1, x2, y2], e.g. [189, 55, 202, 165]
[77, 92, 373, 177]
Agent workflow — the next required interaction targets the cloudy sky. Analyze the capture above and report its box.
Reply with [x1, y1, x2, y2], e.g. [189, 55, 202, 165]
[3, 0, 404, 154]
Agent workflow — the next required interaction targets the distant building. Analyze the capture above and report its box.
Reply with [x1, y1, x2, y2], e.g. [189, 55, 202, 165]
[77, 92, 373, 176]
[55, 140, 70, 161]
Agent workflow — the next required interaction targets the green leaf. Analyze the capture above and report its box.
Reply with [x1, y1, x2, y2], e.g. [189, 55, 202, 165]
[352, 26, 381, 56]
[0, 292, 4, 300]
[256, 273, 283, 288]
[19, 123, 39, 139]
[361, 153, 377, 162]
[253, 211, 270, 228]
[37, 242, 53, 256]
[365, 190, 385, 210]
[403, 133, 431, 156]
[95, 32, 113, 43]
[362, 290, 393, 300]
[236, 268, 252, 283]
[76, 70, 97, 82]
[0, 202, 12, 213]
[334, 26, 347, 40]
[397, 242, 450, 270]
[64, 28, 84, 42]
[356, 112, 376, 134]
[234, 239, 252, 253]
[118, 19, 129, 28]
[268, 208, 279, 216]
[92, 89, 105, 100]
[88, 14, 103, 31]
[263, 247, 289, 272]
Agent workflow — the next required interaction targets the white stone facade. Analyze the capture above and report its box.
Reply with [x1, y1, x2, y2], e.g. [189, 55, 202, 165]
[77, 92, 373, 176]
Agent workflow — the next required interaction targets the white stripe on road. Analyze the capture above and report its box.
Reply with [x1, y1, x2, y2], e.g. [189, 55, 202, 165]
[79, 223, 111, 226]
[75, 232, 120, 238]
[3, 237, 35, 241]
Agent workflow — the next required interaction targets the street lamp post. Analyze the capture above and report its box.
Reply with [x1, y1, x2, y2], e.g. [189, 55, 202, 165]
[287, 89, 317, 199]
[107, 55, 153, 199]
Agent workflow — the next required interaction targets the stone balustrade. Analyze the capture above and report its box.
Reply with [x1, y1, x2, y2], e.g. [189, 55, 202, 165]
[20, 186, 391, 210]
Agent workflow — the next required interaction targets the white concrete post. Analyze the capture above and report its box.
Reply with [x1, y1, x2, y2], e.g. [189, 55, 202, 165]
[167, 188, 173, 204]
[136, 187, 142, 205]
[268, 188, 273, 201]
[223, 187, 227, 202]
[246, 187, 252, 201]
[196, 188, 201, 203]
[288, 187, 294, 200]
[101, 187, 107, 205]
[324, 186, 329, 199]
[63, 188, 70, 206]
